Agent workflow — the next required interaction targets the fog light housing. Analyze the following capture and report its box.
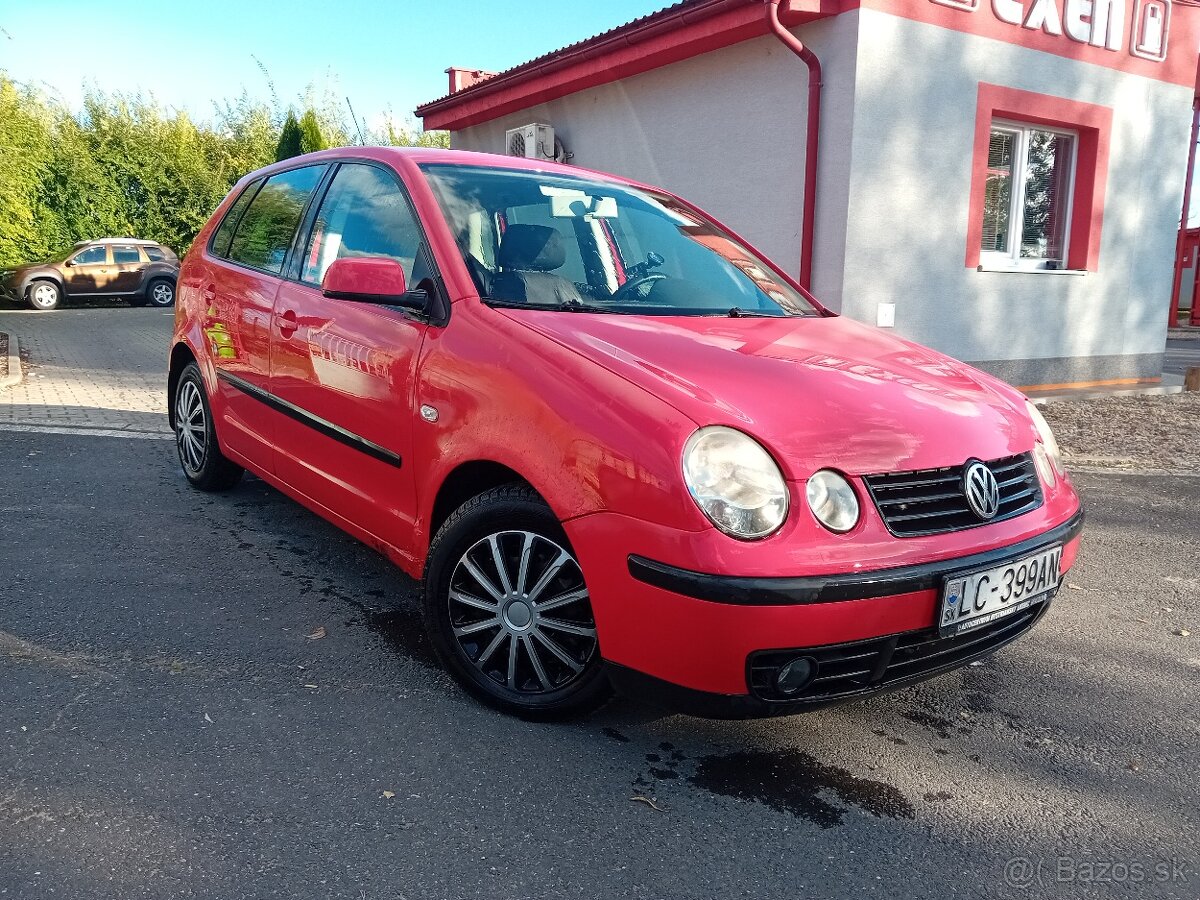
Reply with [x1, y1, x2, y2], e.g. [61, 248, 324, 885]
[775, 657, 818, 696]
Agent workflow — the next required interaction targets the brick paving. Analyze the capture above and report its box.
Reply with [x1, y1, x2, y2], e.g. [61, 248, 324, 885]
[0, 307, 173, 433]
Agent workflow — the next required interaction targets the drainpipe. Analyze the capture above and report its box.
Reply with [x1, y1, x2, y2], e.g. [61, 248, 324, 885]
[1169, 97, 1200, 328]
[765, 0, 822, 291]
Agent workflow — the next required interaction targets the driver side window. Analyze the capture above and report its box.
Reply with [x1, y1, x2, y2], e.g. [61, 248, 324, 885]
[302, 163, 424, 287]
[72, 246, 107, 265]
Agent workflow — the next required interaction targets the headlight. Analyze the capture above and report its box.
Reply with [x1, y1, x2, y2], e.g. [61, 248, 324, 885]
[805, 470, 860, 533]
[682, 426, 789, 539]
[1026, 400, 1064, 483]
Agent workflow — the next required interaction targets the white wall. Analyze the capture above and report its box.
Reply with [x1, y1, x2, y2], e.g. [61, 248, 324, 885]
[842, 10, 1190, 381]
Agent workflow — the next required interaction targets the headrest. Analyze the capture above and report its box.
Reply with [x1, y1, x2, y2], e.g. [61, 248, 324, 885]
[499, 224, 565, 272]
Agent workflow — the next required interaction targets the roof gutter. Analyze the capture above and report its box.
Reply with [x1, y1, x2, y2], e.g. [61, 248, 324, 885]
[765, 0, 822, 290]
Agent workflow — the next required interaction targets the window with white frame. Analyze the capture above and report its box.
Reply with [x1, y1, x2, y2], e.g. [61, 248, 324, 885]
[980, 121, 1077, 270]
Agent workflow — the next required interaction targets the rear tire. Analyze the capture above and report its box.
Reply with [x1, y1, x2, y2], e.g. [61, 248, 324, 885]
[423, 484, 611, 719]
[27, 281, 60, 311]
[174, 362, 243, 491]
[146, 278, 175, 308]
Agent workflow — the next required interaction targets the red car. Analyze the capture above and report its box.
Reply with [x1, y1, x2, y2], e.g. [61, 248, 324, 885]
[169, 148, 1082, 719]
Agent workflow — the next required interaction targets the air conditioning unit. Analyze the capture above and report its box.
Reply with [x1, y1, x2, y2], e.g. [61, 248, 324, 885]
[506, 123, 557, 161]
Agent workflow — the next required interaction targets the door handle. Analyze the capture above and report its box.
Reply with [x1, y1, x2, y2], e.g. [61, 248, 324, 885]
[277, 308, 299, 337]
[202, 286, 216, 302]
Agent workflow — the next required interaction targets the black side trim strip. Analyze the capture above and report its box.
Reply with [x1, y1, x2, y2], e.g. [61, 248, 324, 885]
[627, 507, 1083, 606]
[216, 370, 402, 468]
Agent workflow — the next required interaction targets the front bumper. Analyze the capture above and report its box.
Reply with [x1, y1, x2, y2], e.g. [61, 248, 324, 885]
[566, 507, 1083, 718]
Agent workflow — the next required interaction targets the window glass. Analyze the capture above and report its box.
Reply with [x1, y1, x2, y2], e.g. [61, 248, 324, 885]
[227, 166, 324, 274]
[211, 181, 261, 259]
[145, 246, 167, 261]
[112, 246, 141, 264]
[421, 163, 817, 317]
[1020, 130, 1073, 262]
[301, 164, 423, 286]
[980, 123, 1076, 268]
[982, 130, 1015, 254]
[72, 246, 107, 265]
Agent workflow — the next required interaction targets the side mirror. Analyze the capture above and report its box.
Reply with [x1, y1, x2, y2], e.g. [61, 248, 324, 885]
[64, 259, 75, 267]
[322, 257, 426, 311]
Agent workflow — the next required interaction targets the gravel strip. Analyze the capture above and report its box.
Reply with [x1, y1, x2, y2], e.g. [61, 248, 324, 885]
[0, 332, 7, 382]
[1039, 392, 1200, 474]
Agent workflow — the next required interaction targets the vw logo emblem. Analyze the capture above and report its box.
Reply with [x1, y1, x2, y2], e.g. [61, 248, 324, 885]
[963, 460, 1000, 520]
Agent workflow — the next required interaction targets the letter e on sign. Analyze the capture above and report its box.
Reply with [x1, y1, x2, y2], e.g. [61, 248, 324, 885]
[1131, 0, 1170, 60]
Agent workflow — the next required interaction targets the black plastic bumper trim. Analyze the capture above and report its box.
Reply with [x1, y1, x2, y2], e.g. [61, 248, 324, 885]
[605, 597, 1051, 719]
[627, 507, 1083, 606]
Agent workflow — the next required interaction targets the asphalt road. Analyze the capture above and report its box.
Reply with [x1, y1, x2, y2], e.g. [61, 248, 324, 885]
[1, 308, 1197, 899]
[1164, 338, 1200, 378]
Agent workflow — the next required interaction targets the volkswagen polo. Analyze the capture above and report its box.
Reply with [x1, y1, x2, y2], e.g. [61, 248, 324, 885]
[168, 147, 1083, 718]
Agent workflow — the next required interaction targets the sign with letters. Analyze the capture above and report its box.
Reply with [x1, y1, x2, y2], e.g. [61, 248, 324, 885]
[930, 0, 1171, 62]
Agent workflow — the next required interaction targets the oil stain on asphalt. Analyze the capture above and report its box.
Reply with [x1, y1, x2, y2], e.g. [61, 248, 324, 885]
[626, 738, 916, 829]
[689, 749, 916, 828]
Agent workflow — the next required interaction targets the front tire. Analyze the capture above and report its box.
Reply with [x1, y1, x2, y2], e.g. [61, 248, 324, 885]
[147, 278, 175, 308]
[174, 362, 243, 491]
[27, 281, 61, 311]
[423, 484, 611, 719]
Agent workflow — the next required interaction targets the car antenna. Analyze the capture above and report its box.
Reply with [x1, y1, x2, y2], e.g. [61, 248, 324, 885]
[346, 96, 366, 146]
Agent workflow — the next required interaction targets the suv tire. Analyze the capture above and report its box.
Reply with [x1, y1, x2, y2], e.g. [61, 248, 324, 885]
[28, 281, 61, 311]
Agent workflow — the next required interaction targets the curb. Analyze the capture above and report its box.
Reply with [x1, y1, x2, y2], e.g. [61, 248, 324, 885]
[0, 329, 21, 390]
[1028, 377, 1185, 404]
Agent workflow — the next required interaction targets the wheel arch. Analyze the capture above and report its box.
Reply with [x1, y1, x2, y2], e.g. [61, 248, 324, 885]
[426, 460, 542, 547]
[167, 342, 198, 428]
[22, 271, 64, 298]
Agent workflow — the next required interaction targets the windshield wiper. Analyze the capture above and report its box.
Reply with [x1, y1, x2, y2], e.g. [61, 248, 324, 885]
[724, 307, 786, 318]
[480, 296, 617, 314]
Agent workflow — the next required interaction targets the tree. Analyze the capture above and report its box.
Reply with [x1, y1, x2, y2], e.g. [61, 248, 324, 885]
[298, 109, 326, 154]
[275, 110, 302, 161]
[0, 76, 55, 264]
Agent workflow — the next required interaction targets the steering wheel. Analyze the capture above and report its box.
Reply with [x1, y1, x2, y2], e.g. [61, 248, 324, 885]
[610, 272, 667, 303]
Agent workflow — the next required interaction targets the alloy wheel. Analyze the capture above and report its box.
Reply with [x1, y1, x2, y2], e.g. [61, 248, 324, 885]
[448, 530, 598, 694]
[150, 282, 174, 306]
[175, 379, 207, 474]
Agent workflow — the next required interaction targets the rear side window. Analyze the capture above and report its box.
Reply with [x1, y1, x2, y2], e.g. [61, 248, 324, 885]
[210, 181, 262, 259]
[112, 246, 142, 264]
[301, 164, 424, 286]
[227, 166, 324, 274]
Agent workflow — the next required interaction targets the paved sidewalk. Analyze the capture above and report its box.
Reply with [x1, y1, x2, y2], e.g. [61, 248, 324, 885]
[0, 307, 173, 433]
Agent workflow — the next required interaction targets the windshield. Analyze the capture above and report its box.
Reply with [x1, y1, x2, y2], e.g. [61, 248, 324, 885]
[419, 163, 819, 317]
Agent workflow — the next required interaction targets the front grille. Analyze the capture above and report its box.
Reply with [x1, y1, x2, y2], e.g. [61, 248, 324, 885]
[748, 599, 1049, 703]
[864, 453, 1042, 537]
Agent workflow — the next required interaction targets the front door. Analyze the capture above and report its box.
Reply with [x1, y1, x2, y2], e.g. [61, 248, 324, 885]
[65, 245, 111, 294]
[203, 164, 326, 471]
[269, 162, 432, 556]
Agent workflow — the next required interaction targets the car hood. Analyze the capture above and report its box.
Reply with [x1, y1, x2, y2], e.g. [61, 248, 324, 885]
[505, 311, 1035, 478]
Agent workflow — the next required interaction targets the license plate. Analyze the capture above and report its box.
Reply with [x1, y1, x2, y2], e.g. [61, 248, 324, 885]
[939, 545, 1062, 637]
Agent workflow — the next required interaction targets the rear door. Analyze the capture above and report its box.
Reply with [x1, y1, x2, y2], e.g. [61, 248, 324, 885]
[65, 245, 111, 294]
[109, 245, 145, 292]
[202, 165, 327, 471]
[269, 161, 434, 552]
